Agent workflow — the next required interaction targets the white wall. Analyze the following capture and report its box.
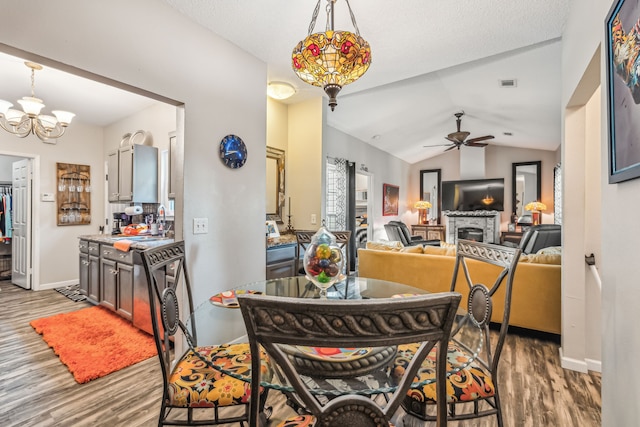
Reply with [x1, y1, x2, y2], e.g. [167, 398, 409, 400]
[0, 0, 268, 336]
[323, 125, 412, 241]
[288, 98, 324, 231]
[0, 121, 105, 289]
[563, 0, 635, 424]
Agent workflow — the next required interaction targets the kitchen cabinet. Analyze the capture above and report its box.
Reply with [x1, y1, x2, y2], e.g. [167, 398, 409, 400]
[107, 144, 158, 203]
[266, 243, 296, 279]
[100, 245, 134, 321]
[78, 240, 100, 303]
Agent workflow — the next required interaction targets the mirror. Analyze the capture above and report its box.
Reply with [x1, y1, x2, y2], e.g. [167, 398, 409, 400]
[419, 169, 442, 224]
[266, 146, 285, 223]
[512, 161, 541, 219]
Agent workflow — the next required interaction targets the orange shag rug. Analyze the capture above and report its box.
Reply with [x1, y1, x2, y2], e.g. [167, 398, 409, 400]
[30, 305, 157, 384]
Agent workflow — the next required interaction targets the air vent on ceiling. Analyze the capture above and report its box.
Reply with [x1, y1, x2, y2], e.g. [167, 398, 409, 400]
[499, 79, 517, 88]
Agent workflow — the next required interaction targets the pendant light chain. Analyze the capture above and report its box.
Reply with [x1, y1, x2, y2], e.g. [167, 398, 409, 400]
[30, 68, 36, 98]
[344, 0, 361, 35]
[307, 0, 322, 35]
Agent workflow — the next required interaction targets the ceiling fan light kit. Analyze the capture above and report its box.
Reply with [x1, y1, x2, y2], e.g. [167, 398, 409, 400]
[292, 0, 371, 111]
[0, 62, 75, 144]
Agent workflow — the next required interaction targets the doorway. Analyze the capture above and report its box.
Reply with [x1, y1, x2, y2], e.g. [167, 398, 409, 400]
[0, 152, 35, 289]
[355, 171, 372, 262]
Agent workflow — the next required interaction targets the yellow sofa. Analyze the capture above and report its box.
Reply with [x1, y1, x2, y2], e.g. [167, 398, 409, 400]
[357, 246, 561, 334]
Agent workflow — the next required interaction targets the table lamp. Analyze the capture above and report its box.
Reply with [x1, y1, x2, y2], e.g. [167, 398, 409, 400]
[414, 200, 432, 225]
[524, 201, 547, 226]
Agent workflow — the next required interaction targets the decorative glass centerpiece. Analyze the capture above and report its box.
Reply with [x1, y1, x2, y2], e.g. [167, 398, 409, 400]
[303, 226, 344, 298]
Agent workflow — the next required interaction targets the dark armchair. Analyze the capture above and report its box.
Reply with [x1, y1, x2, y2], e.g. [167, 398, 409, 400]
[385, 221, 439, 246]
[519, 224, 561, 254]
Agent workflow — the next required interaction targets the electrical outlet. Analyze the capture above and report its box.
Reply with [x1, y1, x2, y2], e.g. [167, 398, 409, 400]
[311, 214, 317, 225]
[193, 218, 208, 234]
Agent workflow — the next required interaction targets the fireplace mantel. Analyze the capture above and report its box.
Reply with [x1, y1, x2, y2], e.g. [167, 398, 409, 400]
[444, 210, 500, 244]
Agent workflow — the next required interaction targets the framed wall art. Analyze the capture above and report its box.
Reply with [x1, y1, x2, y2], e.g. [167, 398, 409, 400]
[265, 220, 280, 238]
[606, 0, 640, 183]
[56, 162, 91, 226]
[382, 183, 399, 216]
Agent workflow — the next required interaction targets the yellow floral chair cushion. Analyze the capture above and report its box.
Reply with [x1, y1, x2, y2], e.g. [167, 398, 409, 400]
[168, 343, 267, 408]
[276, 415, 395, 426]
[393, 341, 495, 404]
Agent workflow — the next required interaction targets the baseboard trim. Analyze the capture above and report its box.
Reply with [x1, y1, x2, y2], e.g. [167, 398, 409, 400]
[559, 347, 589, 373]
[586, 358, 602, 373]
[38, 279, 77, 291]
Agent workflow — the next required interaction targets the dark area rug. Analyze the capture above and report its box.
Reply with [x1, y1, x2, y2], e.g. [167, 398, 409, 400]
[54, 284, 87, 302]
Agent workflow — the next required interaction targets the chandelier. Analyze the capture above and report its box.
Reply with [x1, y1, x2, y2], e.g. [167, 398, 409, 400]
[292, 0, 371, 111]
[0, 62, 75, 144]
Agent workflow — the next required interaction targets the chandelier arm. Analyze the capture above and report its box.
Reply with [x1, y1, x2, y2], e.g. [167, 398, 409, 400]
[344, 0, 361, 35]
[307, 0, 322, 35]
[34, 119, 65, 141]
[0, 116, 32, 138]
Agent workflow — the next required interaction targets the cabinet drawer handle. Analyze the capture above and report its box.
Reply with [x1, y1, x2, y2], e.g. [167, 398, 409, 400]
[103, 250, 113, 256]
[82, 260, 90, 266]
[110, 269, 118, 275]
[119, 254, 128, 259]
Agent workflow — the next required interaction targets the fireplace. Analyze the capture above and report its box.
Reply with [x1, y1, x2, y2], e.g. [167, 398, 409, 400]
[458, 227, 484, 242]
[444, 210, 500, 244]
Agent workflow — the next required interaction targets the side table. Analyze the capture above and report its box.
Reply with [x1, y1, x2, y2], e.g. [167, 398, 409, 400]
[411, 224, 445, 241]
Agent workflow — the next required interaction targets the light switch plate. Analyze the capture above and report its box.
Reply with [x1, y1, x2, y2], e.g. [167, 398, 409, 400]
[311, 214, 317, 225]
[193, 218, 208, 234]
[41, 193, 55, 202]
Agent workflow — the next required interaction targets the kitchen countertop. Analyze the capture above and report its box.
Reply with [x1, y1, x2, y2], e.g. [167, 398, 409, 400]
[79, 234, 175, 250]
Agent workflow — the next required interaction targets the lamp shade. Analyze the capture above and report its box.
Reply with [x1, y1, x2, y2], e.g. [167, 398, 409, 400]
[414, 201, 432, 210]
[292, 30, 371, 111]
[524, 201, 547, 212]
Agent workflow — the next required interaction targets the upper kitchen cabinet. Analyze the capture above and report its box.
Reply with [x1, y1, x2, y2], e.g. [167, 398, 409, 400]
[108, 144, 158, 203]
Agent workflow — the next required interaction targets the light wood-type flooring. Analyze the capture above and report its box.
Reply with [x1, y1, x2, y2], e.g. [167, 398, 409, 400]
[0, 281, 601, 426]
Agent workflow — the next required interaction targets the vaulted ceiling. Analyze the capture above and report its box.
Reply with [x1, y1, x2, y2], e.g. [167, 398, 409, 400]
[163, 0, 570, 163]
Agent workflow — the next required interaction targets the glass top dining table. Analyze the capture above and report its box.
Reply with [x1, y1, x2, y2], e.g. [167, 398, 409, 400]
[187, 275, 483, 397]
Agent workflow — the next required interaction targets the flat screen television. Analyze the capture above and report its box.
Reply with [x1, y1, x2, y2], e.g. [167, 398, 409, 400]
[442, 178, 505, 211]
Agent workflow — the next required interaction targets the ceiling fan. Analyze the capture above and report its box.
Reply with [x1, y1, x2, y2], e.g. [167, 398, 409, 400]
[425, 112, 494, 151]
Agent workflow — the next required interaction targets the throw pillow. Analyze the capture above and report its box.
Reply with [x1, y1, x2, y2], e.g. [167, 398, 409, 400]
[537, 246, 562, 255]
[400, 245, 423, 254]
[423, 245, 456, 257]
[519, 253, 561, 265]
[440, 241, 456, 249]
[366, 241, 404, 251]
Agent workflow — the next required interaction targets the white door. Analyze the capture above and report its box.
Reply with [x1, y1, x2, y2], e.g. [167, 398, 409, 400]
[12, 159, 31, 289]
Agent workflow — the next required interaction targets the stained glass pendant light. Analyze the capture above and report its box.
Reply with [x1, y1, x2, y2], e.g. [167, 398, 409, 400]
[292, 0, 371, 111]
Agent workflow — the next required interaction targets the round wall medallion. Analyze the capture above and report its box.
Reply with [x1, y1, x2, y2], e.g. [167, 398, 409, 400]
[219, 134, 247, 169]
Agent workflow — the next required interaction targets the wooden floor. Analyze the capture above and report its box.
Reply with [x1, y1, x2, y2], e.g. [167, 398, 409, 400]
[0, 281, 601, 426]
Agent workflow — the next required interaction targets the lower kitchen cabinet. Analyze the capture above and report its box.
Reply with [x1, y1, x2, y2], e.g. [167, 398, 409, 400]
[100, 244, 134, 321]
[79, 240, 100, 303]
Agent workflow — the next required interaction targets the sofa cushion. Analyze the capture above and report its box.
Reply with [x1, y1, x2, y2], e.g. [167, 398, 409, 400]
[366, 240, 404, 251]
[519, 253, 561, 265]
[423, 245, 456, 257]
[400, 244, 424, 254]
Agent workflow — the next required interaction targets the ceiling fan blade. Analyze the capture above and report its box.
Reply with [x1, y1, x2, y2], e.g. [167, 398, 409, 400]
[465, 142, 489, 147]
[444, 145, 458, 152]
[466, 135, 494, 144]
[424, 143, 455, 147]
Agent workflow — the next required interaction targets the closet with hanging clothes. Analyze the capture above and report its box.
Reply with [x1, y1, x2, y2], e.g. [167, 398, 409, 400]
[0, 183, 12, 279]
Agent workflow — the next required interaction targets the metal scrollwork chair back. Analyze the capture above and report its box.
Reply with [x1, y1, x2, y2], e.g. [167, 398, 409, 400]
[141, 241, 256, 426]
[238, 292, 461, 427]
[401, 239, 521, 427]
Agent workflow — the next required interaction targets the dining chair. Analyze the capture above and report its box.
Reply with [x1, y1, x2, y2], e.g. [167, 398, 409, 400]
[398, 239, 521, 427]
[295, 229, 352, 277]
[238, 292, 461, 427]
[294, 230, 315, 275]
[141, 241, 267, 426]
